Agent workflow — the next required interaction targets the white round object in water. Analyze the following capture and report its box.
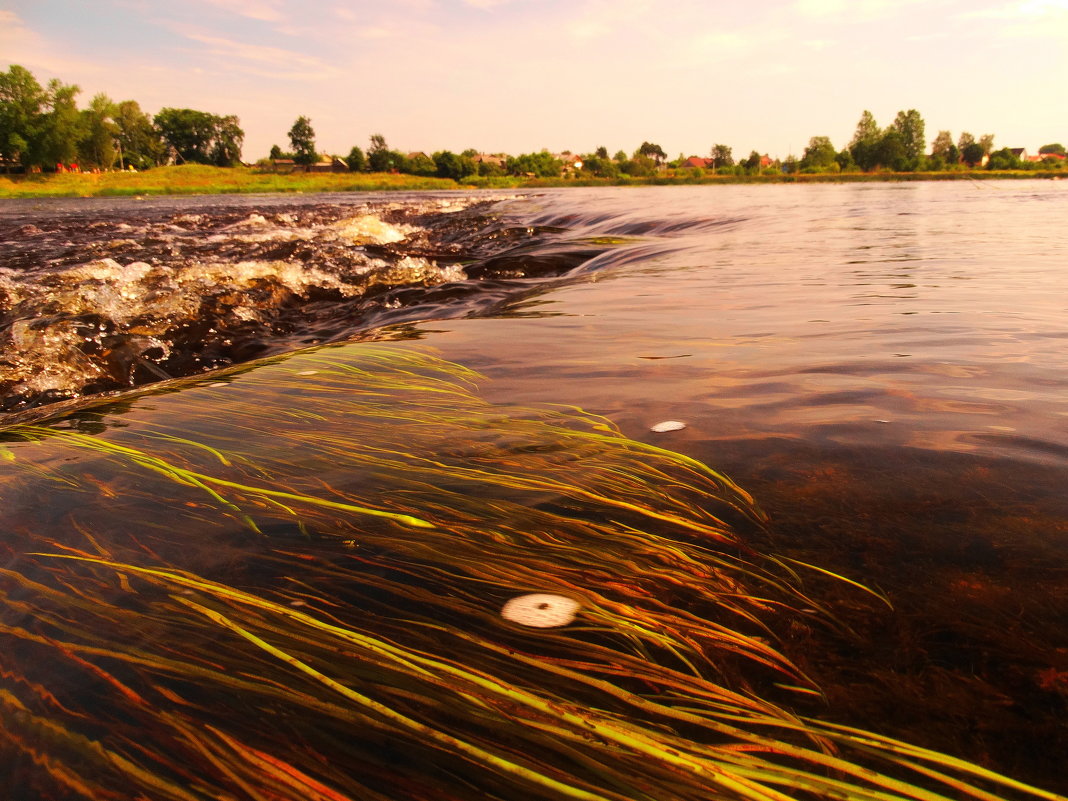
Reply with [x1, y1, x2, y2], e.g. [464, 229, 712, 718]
[501, 593, 580, 628]
[650, 420, 686, 433]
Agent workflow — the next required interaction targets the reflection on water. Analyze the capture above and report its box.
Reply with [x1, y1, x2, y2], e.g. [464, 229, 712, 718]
[2, 182, 1068, 798]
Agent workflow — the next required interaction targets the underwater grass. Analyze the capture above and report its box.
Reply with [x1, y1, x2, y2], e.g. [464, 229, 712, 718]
[0, 344, 1062, 801]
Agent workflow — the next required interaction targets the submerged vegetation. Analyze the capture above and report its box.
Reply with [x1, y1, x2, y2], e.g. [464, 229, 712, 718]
[0, 344, 1062, 800]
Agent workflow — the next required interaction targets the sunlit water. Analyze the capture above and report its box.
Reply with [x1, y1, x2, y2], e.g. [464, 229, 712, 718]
[2, 182, 1067, 794]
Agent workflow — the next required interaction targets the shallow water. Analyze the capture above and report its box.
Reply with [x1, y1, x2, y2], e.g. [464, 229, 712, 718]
[2, 182, 1067, 797]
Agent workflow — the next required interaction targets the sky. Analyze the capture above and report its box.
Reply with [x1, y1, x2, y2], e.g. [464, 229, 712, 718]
[2, 0, 1066, 162]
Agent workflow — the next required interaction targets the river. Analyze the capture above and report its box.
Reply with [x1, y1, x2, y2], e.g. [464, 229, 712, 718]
[2, 182, 1066, 800]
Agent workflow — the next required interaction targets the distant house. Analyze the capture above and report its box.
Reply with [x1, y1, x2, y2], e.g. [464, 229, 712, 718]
[679, 156, 712, 170]
[406, 152, 430, 162]
[475, 153, 507, 168]
[1028, 152, 1065, 162]
[554, 153, 584, 173]
[271, 158, 296, 172]
[759, 154, 774, 168]
[305, 157, 349, 173]
[1009, 148, 1027, 161]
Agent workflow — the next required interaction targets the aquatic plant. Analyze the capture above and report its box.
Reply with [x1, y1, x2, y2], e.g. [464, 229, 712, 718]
[0, 345, 1061, 800]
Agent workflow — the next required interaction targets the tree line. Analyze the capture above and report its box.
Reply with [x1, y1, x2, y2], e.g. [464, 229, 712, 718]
[0, 64, 244, 171]
[784, 109, 1063, 175]
[3, 64, 1063, 177]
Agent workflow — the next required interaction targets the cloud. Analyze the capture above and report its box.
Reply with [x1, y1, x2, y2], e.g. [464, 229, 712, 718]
[178, 30, 342, 80]
[959, 0, 1068, 35]
[195, 0, 285, 22]
[794, 0, 927, 21]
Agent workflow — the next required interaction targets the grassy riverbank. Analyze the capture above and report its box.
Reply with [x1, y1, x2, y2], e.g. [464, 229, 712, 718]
[0, 163, 1062, 198]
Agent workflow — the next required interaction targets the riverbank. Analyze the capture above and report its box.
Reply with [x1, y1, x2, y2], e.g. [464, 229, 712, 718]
[0, 163, 1062, 198]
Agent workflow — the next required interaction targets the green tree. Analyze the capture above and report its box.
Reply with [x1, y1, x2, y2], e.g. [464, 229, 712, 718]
[114, 100, 163, 169]
[407, 152, 435, 176]
[432, 150, 476, 180]
[930, 130, 954, 159]
[961, 141, 985, 167]
[1038, 143, 1065, 155]
[742, 150, 762, 172]
[710, 144, 734, 168]
[288, 116, 317, 165]
[346, 145, 366, 171]
[36, 79, 83, 167]
[873, 129, 907, 171]
[800, 136, 836, 171]
[835, 149, 856, 172]
[957, 132, 975, 152]
[0, 64, 45, 167]
[211, 115, 244, 166]
[269, 144, 284, 160]
[891, 109, 925, 169]
[594, 145, 608, 159]
[620, 154, 656, 177]
[506, 151, 563, 177]
[612, 150, 626, 162]
[79, 93, 117, 170]
[986, 147, 1020, 170]
[637, 141, 666, 165]
[154, 108, 217, 164]
[849, 110, 882, 171]
[581, 155, 619, 178]
[367, 133, 393, 171]
[978, 134, 995, 156]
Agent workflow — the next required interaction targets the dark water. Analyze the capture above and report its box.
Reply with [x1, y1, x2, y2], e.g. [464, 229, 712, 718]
[2, 182, 1068, 795]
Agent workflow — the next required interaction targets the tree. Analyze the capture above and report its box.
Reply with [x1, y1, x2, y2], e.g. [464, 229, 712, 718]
[849, 110, 882, 171]
[891, 109, 925, 169]
[210, 115, 244, 166]
[873, 129, 907, 171]
[79, 93, 117, 169]
[367, 133, 393, 171]
[288, 116, 317, 165]
[506, 151, 563, 177]
[269, 144, 284, 160]
[154, 108, 217, 164]
[637, 141, 666, 166]
[581, 155, 619, 178]
[742, 150, 762, 172]
[835, 149, 856, 172]
[153, 108, 243, 165]
[612, 150, 627, 162]
[114, 100, 163, 169]
[36, 79, 83, 167]
[346, 145, 366, 171]
[1038, 143, 1065, 156]
[930, 130, 953, 159]
[961, 141, 985, 167]
[432, 150, 476, 180]
[620, 154, 656, 177]
[408, 152, 435, 176]
[978, 134, 995, 156]
[800, 136, 836, 171]
[0, 64, 45, 167]
[957, 132, 975, 152]
[710, 144, 734, 168]
[986, 147, 1020, 171]
[595, 145, 608, 159]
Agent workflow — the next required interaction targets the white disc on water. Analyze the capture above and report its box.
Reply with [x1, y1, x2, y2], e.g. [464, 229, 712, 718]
[501, 593, 580, 628]
[650, 420, 686, 433]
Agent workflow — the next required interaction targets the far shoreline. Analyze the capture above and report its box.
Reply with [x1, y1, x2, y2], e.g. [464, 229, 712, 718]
[0, 164, 1063, 199]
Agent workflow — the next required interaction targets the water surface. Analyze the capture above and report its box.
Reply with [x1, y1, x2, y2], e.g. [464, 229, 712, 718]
[2, 182, 1067, 798]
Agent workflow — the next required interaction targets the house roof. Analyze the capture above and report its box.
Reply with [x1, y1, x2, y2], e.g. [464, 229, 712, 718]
[679, 156, 711, 169]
